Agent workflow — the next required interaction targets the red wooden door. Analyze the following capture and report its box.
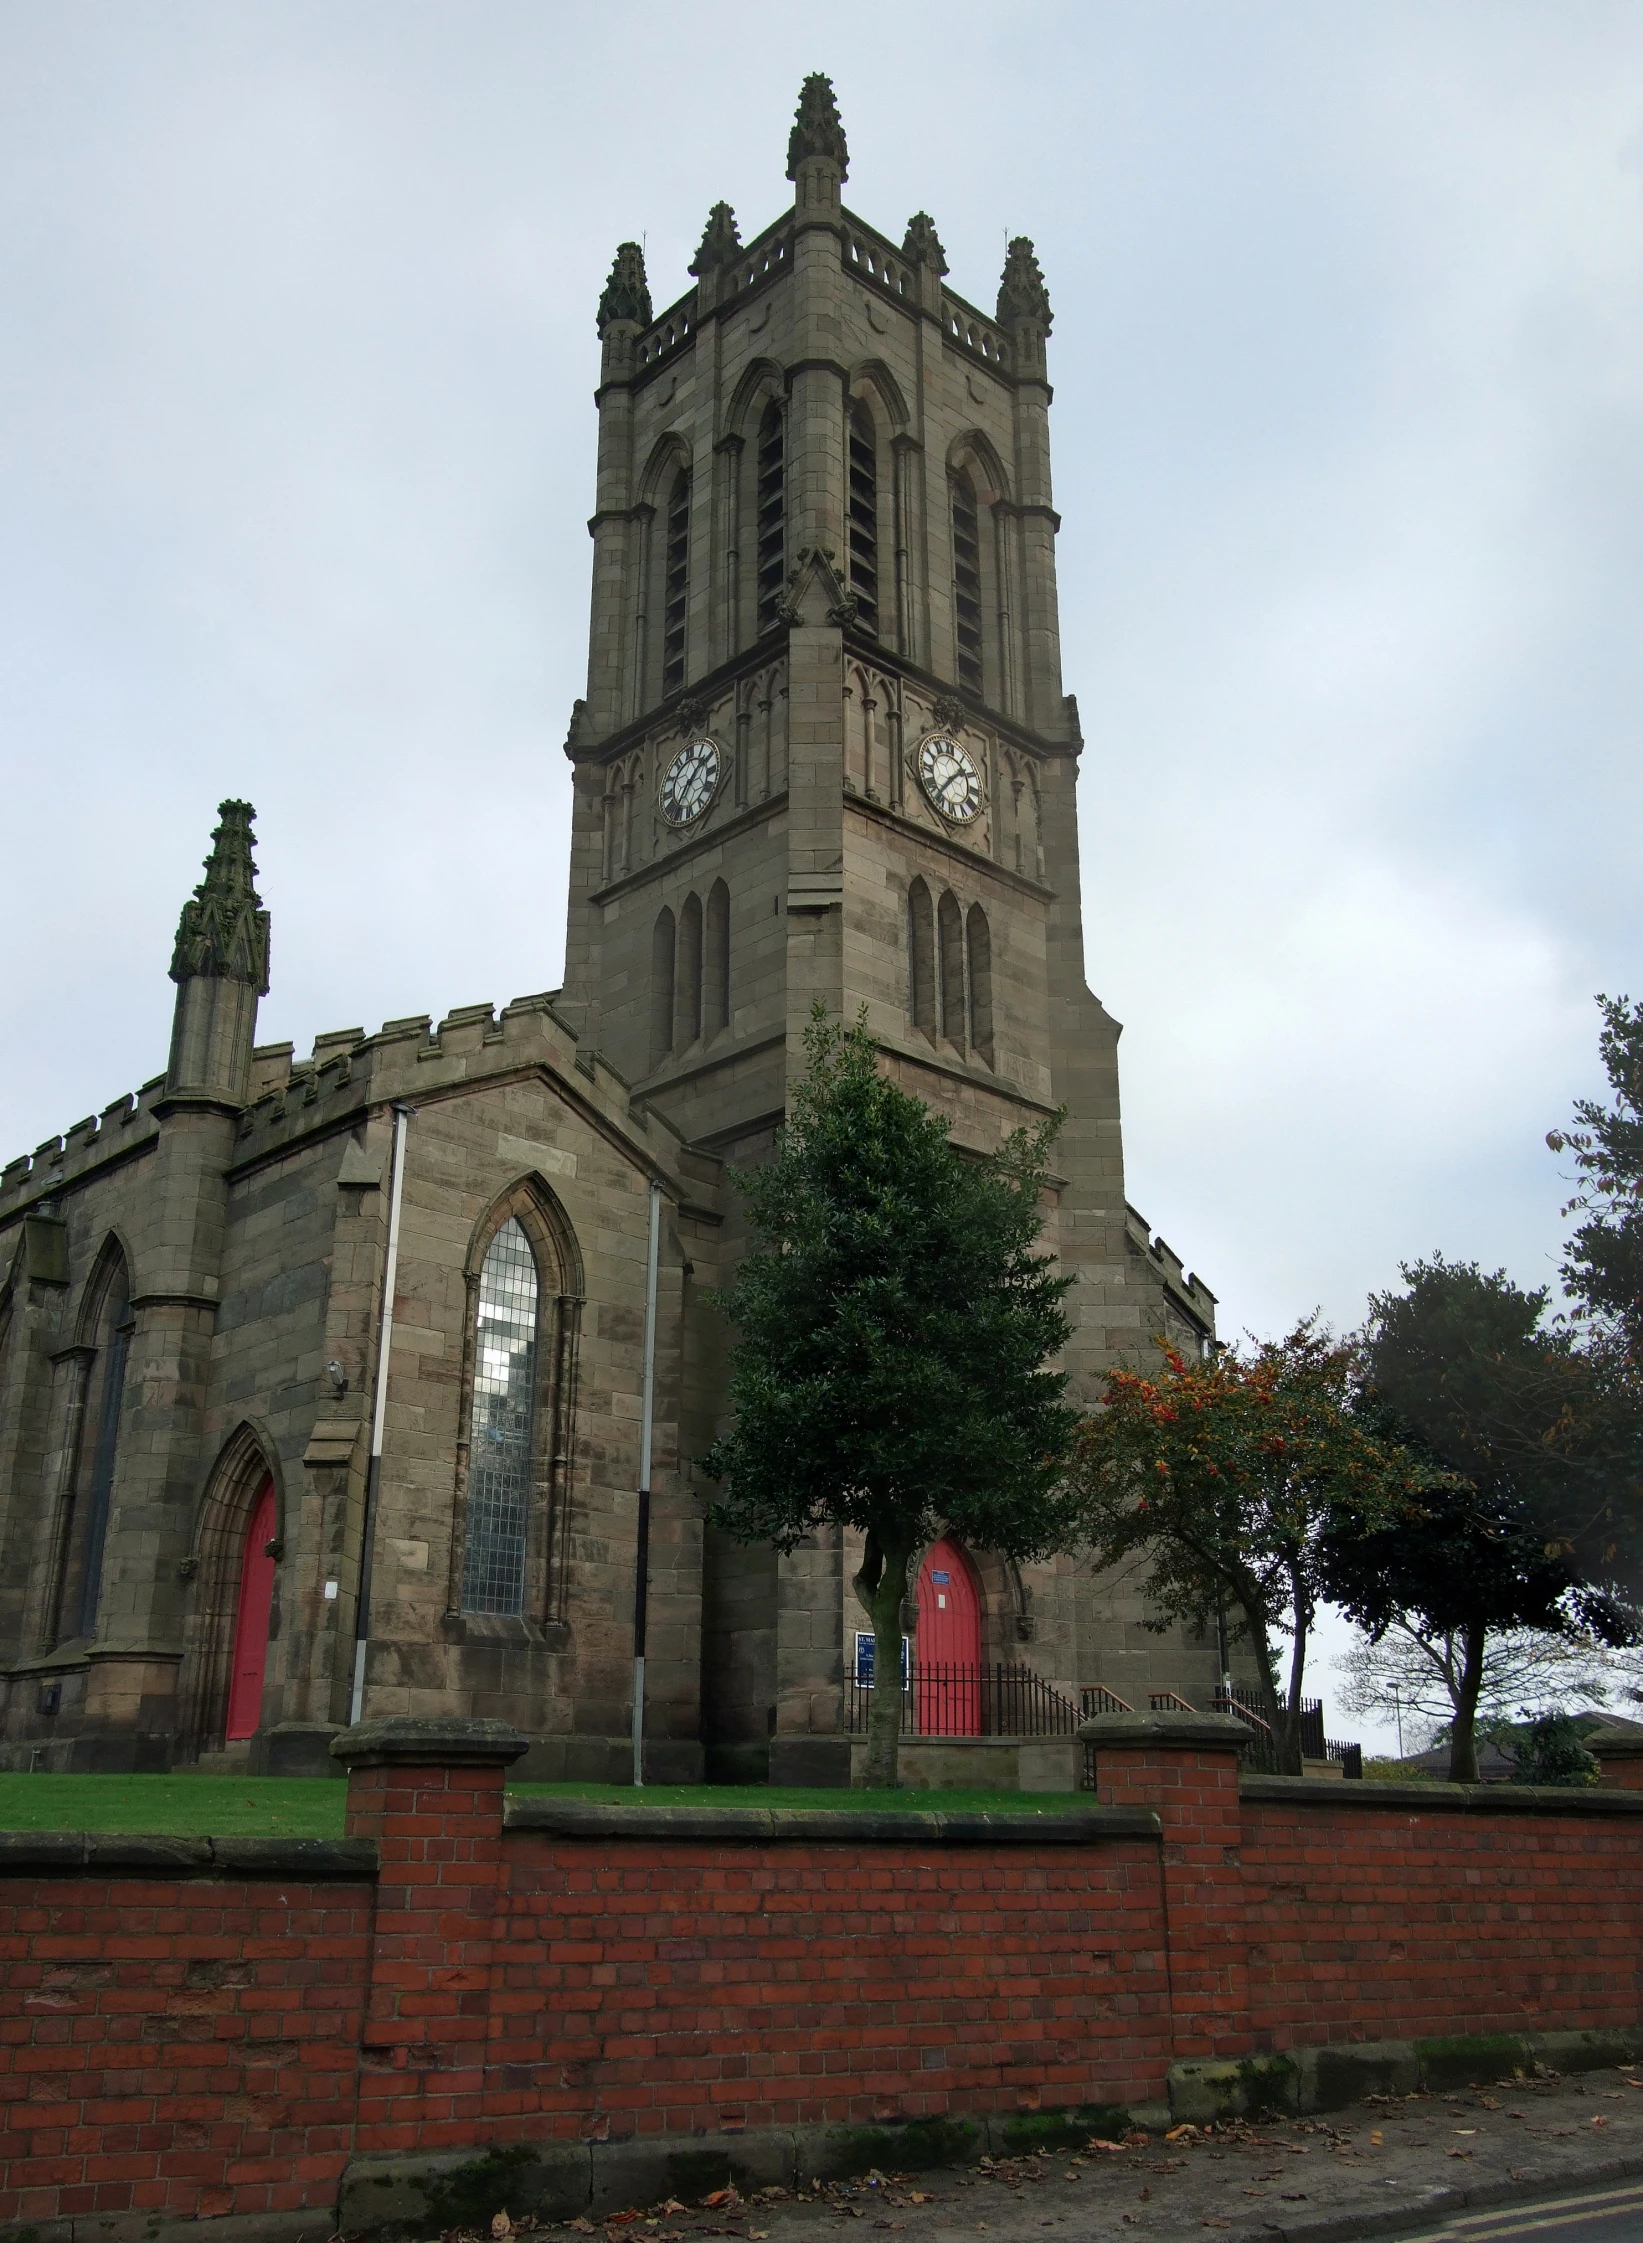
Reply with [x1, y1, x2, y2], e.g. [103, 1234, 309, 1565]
[915, 1539, 982, 1734]
[225, 1478, 276, 1741]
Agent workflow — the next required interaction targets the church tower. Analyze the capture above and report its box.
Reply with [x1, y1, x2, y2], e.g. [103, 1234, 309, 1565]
[559, 78, 1217, 1776]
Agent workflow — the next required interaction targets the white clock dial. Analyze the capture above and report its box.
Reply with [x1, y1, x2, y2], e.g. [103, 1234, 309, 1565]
[660, 737, 721, 826]
[917, 735, 983, 824]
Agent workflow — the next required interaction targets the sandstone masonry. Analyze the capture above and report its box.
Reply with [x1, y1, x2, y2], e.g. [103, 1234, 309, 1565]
[0, 80, 1221, 1777]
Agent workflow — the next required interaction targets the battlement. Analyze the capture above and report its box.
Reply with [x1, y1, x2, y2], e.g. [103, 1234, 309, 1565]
[0, 979, 714, 1238]
[0, 1076, 166, 1222]
[1126, 1202, 1217, 1333]
[226, 985, 703, 1188]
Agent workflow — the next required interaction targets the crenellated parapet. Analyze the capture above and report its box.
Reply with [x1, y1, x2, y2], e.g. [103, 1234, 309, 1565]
[1125, 1203, 1219, 1342]
[0, 1076, 167, 1222]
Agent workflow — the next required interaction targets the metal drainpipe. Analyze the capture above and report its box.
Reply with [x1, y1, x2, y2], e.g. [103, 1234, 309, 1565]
[631, 1179, 662, 1787]
[349, 1101, 414, 1727]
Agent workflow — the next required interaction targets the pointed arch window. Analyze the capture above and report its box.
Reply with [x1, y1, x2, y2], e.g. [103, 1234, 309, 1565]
[966, 903, 994, 1066]
[938, 890, 966, 1044]
[460, 1218, 539, 1618]
[951, 470, 983, 697]
[57, 1253, 132, 1644]
[847, 402, 880, 637]
[705, 879, 731, 1037]
[908, 877, 935, 1035]
[676, 891, 704, 1049]
[755, 402, 786, 633]
[650, 907, 676, 1071]
[662, 468, 691, 695]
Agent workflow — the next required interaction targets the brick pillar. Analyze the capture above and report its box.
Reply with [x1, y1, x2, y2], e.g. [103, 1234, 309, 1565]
[1589, 1727, 1643, 1791]
[333, 1716, 527, 2157]
[1081, 1712, 1251, 2063]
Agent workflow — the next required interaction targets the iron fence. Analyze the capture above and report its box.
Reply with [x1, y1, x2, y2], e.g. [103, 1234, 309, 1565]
[846, 1661, 1083, 1738]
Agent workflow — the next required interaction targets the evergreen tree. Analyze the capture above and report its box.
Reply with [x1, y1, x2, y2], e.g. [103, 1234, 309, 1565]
[701, 1010, 1080, 1789]
[1548, 994, 1643, 1352]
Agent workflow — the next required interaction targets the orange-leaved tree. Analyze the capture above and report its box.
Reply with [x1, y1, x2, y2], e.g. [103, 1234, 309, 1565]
[1070, 1321, 1428, 1774]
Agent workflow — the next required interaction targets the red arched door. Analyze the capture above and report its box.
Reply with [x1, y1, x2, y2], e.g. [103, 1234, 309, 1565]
[915, 1538, 983, 1734]
[225, 1477, 276, 1742]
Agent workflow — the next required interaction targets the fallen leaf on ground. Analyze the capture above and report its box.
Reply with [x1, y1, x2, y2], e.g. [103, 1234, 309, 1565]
[1090, 2141, 1127, 2154]
[1369, 2132, 1383, 2146]
[493, 2218, 513, 2241]
[1164, 2125, 1197, 2142]
[700, 2196, 740, 2214]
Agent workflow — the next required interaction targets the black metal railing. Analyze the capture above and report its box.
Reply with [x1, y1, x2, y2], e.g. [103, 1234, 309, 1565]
[847, 1661, 1083, 1738]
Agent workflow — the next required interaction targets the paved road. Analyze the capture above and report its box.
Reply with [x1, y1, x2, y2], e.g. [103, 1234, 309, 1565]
[1421, 2183, 1643, 2242]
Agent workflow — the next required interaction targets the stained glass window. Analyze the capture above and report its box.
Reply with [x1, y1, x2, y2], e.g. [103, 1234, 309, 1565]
[460, 1216, 538, 1617]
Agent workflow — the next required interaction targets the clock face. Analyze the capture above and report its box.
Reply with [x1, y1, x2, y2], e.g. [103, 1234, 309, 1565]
[660, 737, 721, 827]
[918, 735, 983, 824]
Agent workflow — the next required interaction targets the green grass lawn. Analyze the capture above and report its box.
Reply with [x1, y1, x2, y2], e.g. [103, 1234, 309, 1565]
[0, 1773, 1092, 1837]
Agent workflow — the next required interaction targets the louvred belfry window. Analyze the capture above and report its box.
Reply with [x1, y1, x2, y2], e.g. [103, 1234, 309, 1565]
[755, 403, 785, 633]
[460, 1217, 539, 1617]
[847, 402, 879, 637]
[951, 471, 983, 696]
[662, 468, 690, 694]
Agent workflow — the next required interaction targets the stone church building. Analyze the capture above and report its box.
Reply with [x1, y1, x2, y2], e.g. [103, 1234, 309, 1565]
[0, 80, 1219, 1778]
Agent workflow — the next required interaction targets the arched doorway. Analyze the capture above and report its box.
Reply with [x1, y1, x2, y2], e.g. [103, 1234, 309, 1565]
[224, 1477, 276, 1741]
[915, 1538, 982, 1735]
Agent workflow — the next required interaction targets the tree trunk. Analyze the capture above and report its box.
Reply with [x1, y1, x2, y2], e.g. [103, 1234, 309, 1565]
[1277, 1579, 1310, 1778]
[1447, 1618, 1488, 1784]
[1234, 1594, 1296, 1775]
[853, 1527, 914, 1790]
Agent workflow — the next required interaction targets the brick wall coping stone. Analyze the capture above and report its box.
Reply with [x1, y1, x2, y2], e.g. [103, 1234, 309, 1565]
[503, 1799, 1161, 1843]
[1078, 1711, 1252, 1748]
[1241, 1775, 1643, 1815]
[0, 1830, 378, 1877]
[330, 1714, 530, 1767]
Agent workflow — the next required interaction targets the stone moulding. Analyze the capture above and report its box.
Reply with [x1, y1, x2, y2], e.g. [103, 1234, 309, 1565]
[502, 1799, 1158, 1843]
[330, 1714, 529, 1769]
[0, 1830, 377, 1877]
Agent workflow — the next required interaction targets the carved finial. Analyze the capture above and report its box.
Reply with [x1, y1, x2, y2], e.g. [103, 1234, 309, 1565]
[169, 800, 270, 995]
[597, 242, 652, 336]
[786, 74, 848, 181]
[688, 202, 743, 276]
[901, 212, 948, 274]
[996, 236, 1052, 331]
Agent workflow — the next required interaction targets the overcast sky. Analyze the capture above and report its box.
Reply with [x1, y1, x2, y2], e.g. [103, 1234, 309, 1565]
[3, 3, 1640, 1741]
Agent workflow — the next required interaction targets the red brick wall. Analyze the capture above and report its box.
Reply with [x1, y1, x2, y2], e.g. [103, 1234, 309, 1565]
[1241, 1789, 1643, 2051]
[467, 1830, 1168, 2146]
[2, 1750, 1643, 2236]
[0, 1861, 371, 2232]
